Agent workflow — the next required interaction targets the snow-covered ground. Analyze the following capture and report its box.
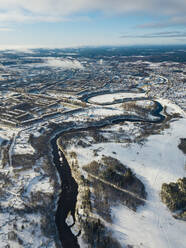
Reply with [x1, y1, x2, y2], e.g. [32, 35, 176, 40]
[45, 58, 84, 70]
[0, 126, 17, 142]
[104, 117, 186, 248]
[159, 98, 186, 117]
[0, 82, 185, 248]
[0, 155, 57, 247]
[12, 131, 35, 155]
[66, 101, 186, 248]
[64, 106, 125, 123]
[0, 122, 58, 247]
[89, 92, 146, 104]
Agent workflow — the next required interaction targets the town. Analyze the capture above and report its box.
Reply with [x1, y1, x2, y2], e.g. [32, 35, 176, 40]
[0, 47, 185, 248]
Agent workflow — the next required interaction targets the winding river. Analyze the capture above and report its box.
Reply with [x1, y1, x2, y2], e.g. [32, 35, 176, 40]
[50, 98, 165, 248]
[51, 133, 80, 248]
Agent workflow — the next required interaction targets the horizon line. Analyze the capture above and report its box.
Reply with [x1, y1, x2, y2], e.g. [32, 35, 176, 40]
[0, 44, 186, 51]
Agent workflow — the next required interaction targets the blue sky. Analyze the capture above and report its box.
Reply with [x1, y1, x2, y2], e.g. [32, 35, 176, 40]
[0, 0, 186, 48]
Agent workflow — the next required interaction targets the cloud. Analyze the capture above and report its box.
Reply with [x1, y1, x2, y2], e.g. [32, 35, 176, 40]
[0, 10, 68, 23]
[121, 31, 186, 39]
[0, 0, 186, 24]
[0, 26, 12, 31]
[46, 58, 84, 70]
[138, 16, 186, 29]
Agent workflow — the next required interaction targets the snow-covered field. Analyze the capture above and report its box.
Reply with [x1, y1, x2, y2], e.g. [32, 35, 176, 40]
[105, 117, 186, 248]
[159, 98, 186, 117]
[45, 58, 84, 70]
[89, 92, 146, 104]
[66, 101, 186, 248]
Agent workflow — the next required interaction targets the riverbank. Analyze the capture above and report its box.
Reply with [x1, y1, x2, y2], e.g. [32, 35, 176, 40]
[50, 98, 167, 247]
